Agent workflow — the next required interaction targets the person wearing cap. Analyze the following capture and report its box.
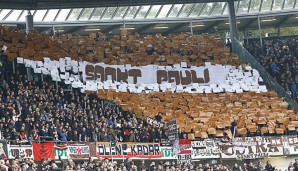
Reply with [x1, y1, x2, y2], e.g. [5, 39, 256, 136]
[149, 162, 156, 171]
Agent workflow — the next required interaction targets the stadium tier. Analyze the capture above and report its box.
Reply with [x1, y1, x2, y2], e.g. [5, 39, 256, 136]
[246, 36, 298, 101]
[0, 25, 298, 170]
[0, 26, 241, 67]
[0, 26, 295, 139]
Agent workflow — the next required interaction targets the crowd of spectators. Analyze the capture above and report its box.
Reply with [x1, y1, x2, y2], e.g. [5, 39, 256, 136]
[245, 36, 298, 101]
[60, 158, 298, 171]
[0, 156, 293, 171]
[0, 66, 168, 143]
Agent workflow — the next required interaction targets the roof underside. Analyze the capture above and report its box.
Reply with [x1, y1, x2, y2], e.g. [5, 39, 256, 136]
[0, 0, 237, 10]
[0, 0, 297, 35]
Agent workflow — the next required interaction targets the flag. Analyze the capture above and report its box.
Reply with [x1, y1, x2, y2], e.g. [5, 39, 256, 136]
[179, 139, 191, 154]
[173, 139, 180, 155]
[55, 143, 68, 150]
[32, 142, 54, 161]
[54, 143, 68, 160]
[0, 140, 8, 159]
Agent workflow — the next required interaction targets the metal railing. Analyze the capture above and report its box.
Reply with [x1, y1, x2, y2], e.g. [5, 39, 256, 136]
[232, 37, 298, 113]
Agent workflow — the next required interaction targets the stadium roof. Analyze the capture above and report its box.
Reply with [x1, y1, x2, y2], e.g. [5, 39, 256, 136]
[0, 0, 297, 35]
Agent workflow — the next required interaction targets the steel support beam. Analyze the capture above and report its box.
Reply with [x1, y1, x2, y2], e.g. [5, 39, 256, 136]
[276, 14, 292, 27]
[200, 20, 223, 33]
[42, 10, 49, 21]
[227, 0, 238, 50]
[38, 27, 50, 33]
[3, 10, 13, 21]
[101, 25, 121, 33]
[164, 23, 187, 34]
[136, 24, 156, 33]
[257, 15, 263, 47]
[240, 18, 256, 30]
[88, 8, 96, 20]
[17, 10, 24, 21]
[62, 26, 86, 34]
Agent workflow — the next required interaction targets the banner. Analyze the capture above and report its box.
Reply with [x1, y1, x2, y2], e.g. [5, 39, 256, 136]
[54, 144, 68, 160]
[54, 143, 94, 159]
[19, 56, 265, 93]
[220, 142, 284, 160]
[269, 137, 283, 147]
[179, 139, 191, 150]
[179, 139, 191, 154]
[32, 142, 54, 161]
[166, 119, 177, 143]
[7, 140, 298, 161]
[192, 148, 220, 159]
[161, 147, 176, 159]
[68, 144, 90, 159]
[96, 142, 161, 159]
[232, 137, 262, 147]
[177, 154, 192, 165]
[160, 139, 171, 147]
[83, 62, 223, 85]
[89, 142, 97, 157]
[191, 140, 220, 159]
[0, 140, 8, 159]
[147, 117, 164, 128]
[8, 145, 33, 159]
[287, 136, 298, 146]
[192, 140, 216, 149]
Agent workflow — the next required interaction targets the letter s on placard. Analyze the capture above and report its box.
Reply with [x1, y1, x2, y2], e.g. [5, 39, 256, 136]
[85, 65, 94, 80]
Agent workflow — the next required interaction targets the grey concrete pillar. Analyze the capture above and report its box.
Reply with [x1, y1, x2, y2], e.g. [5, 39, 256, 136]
[26, 11, 34, 34]
[227, 0, 238, 51]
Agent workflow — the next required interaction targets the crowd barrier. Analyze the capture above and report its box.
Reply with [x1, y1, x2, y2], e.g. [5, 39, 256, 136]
[1, 136, 298, 162]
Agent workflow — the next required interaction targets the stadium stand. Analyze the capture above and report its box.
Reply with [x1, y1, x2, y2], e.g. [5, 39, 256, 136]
[0, 26, 241, 67]
[0, 26, 296, 142]
[245, 37, 298, 101]
[1, 0, 298, 169]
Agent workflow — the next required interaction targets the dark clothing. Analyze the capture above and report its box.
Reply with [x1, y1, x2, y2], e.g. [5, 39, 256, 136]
[79, 130, 88, 142]
[125, 161, 132, 171]
[232, 166, 241, 171]
[265, 164, 274, 171]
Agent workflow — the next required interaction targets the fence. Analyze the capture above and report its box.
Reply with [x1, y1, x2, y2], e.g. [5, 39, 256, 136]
[232, 37, 298, 113]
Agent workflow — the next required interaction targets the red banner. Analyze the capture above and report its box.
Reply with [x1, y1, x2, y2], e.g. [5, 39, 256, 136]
[179, 139, 191, 154]
[32, 142, 54, 161]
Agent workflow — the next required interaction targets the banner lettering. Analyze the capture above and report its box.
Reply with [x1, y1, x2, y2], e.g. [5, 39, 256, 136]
[8, 145, 33, 159]
[146, 117, 164, 128]
[269, 138, 283, 147]
[287, 136, 298, 146]
[220, 142, 283, 159]
[68, 145, 90, 159]
[54, 144, 68, 160]
[161, 147, 176, 159]
[96, 142, 161, 159]
[83, 63, 218, 85]
[166, 119, 177, 143]
[177, 154, 192, 165]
